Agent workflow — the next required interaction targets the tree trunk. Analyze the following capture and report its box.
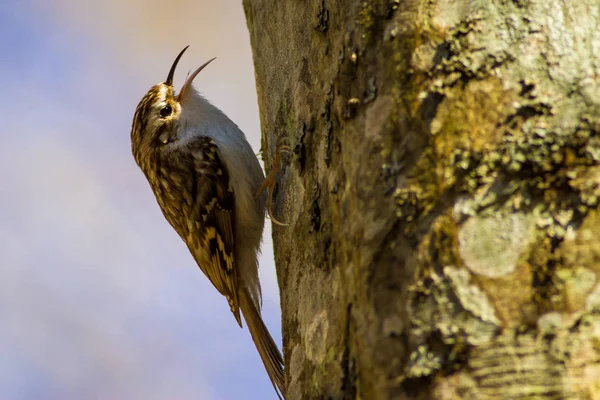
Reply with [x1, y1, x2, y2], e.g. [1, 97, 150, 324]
[243, 0, 600, 399]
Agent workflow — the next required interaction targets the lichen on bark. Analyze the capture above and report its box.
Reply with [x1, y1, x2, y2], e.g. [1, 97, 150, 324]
[244, 0, 600, 398]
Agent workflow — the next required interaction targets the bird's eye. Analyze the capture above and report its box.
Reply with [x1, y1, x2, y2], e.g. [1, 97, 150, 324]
[159, 105, 172, 118]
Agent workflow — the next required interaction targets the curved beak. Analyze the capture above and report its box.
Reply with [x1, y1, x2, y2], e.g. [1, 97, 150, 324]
[176, 57, 217, 102]
[165, 45, 190, 86]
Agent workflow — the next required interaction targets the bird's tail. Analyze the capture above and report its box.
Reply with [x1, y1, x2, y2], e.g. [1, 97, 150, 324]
[240, 287, 286, 399]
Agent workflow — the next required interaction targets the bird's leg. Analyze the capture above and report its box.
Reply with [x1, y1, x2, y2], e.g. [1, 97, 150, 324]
[255, 136, 291, 226]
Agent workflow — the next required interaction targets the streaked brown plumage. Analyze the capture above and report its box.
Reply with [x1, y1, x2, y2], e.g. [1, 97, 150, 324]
[130, 46, 285, 399]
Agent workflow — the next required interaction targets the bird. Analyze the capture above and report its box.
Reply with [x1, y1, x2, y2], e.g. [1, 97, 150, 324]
[130, 46, 285, 399]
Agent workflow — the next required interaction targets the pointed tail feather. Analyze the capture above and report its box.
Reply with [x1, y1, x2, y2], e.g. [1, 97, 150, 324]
[240, 287, 286, 399]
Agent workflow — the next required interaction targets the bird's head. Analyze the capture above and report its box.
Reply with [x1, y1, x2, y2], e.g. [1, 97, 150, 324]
[130, 46, 216, 161]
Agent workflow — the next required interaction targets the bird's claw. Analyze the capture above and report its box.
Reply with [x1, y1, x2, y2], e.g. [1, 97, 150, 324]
[255, 137, 290, 226]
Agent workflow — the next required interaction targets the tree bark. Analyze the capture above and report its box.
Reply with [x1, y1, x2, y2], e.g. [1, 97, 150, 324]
[243, 0, 600, 399]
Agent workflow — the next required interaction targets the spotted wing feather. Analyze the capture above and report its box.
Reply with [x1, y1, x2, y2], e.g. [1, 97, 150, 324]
[185, 138, 241, 326]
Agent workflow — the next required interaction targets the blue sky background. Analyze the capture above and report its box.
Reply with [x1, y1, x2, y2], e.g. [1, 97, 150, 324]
[0, 1, 282, 399]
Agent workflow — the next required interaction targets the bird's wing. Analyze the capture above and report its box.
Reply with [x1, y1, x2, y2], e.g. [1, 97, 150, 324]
[186, 137, 242, 326]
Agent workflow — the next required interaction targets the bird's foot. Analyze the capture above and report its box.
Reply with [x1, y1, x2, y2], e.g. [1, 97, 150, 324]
[255, 137, 291, 226]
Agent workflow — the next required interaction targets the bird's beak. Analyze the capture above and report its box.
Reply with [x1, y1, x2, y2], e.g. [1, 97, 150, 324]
[177, 57, 217, 102]
[165, 45, 190, 87]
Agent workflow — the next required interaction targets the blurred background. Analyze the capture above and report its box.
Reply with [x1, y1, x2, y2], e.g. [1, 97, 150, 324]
[0, 1, 283, 399]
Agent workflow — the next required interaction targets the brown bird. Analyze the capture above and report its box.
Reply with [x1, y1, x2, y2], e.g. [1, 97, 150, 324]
[130, 46, 285, 399]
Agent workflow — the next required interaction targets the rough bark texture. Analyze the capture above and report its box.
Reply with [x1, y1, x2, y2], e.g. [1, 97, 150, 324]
[244, 1, 600, 399]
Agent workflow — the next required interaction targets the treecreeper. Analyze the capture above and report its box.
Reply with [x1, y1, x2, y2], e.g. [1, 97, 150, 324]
[130, 46, 285, 399]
